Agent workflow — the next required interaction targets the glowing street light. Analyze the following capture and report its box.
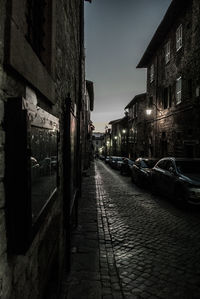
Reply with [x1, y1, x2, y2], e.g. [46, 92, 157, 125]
[146, 109, 152, 115]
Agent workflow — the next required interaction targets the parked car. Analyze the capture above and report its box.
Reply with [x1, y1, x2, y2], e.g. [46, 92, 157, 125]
[99, 155, 105, 161]
[110, 156, 125, 170]
[131, 157, 158, 187]
[151, 157, 200, 205]
[120, 158, 134, 176]
[105, 156, 110, 164]
[115, 157, 126, 170]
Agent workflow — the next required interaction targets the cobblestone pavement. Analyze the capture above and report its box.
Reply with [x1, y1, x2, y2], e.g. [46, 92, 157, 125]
[59, 162, 123, 299]
[96, 160, 200, 298]
[60, 160, 200, 299]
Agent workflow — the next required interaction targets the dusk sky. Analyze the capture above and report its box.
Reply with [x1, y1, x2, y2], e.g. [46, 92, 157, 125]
[84, 0, 172, 132]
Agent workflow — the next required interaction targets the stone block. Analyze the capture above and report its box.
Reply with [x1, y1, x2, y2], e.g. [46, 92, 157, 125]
[0, 100, 4, 124]
[0, 182, 4, 208]
[0, 149, 4, 179]
[0, 211, 7, 255]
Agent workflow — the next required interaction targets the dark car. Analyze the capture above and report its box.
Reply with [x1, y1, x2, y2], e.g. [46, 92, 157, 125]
[110, 156, 125, 170]
[105, 156, 110, 164]
[151, 157, 200, 204]
[131, 157, 158, 187]
[120, 158, 134, 176]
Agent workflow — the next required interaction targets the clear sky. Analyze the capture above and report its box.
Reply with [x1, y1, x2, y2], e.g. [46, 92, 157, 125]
[84, 0, 172, 132]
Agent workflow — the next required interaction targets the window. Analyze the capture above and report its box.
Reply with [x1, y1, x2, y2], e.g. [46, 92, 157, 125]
[5, 97, 59, 253]
[156, 160, 167, 170]
[163, 86, 172, 109]
[133, 103, 138, 118]
[165, 41, 170, 63]
[26, 0, 52, 70]
[150, 64, 154, 83]
[176, 77, 182, 104]
[176, 24, 182, 51]
[188, 79, 193, 98]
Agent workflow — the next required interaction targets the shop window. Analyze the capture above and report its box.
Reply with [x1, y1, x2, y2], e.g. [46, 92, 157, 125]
[5, 97, 59, 253]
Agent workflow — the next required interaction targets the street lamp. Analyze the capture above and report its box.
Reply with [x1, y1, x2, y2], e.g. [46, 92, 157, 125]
[114, 136, 118, 155]
[145, 103, 163, 116]
[122, 129, 126, 134]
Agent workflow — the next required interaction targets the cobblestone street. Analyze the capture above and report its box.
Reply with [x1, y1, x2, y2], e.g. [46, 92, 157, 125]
[62, 160, 200, 298]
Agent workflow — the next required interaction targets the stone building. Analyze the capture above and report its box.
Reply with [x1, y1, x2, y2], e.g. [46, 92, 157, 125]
[0, 0, 90, 298]
[137, 0, 200, 158]
[125, 93, 147, 159]
[109, 116, 128, 156]
[104, 127, 111, 157]
[92, 132, 104, 156]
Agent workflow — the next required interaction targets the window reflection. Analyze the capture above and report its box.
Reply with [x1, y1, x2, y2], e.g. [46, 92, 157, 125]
[30, 126, 57, 220]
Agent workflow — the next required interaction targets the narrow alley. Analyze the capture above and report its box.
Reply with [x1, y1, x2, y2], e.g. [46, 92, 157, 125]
[61, 160, 200, 299]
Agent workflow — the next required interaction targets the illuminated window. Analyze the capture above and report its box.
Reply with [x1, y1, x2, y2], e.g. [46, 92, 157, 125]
[176, 77, 182, 104]
[150, 64, 154, 83]
[165, 41, 170, 63]
[176, 24, 182, 51]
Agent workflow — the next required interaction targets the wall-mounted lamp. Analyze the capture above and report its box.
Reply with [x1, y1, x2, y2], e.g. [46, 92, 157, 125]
[146, 103, 162, 116]
[114, 136, 118, 140]
[122, 129, 126, 134]
[146, 109, 152, 115]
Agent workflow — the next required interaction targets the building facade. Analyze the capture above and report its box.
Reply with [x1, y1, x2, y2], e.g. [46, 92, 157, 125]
[125, 93, 147, 159]
[0, 0, 90, 298]
[82, 80, 94, 169]
[137, 0, 200, 158]
[92, 132, 105, 156]
[109, 116, 129, 156]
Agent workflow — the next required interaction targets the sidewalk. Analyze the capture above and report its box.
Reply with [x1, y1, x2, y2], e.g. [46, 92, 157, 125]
[60, 162, 124, 299]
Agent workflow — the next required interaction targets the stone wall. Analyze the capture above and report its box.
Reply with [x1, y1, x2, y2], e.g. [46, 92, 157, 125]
[146, 0, 200, 158]
[0, 0, 84, 298]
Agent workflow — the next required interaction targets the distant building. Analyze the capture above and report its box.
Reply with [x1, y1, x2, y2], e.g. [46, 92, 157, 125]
[109, 116, 129, 156]
[125, 93, 147, 159]
[137, 0, 200, 158]
[92, 132, 105, 155]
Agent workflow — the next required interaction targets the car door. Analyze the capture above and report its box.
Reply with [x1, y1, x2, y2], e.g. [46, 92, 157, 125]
[133, 159, 140, 181]
[152, 160, 168, 192]
[159, 160, 176, 196]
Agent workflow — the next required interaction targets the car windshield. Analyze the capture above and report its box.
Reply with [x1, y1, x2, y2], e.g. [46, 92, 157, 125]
[141, 159, 156, 168]
[117, 157, 123, 161]
[176, 160, 200, 174]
